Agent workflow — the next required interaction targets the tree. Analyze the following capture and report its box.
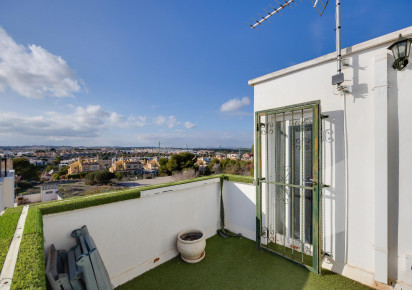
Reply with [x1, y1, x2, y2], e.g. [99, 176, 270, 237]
[85, 170, 115, 185]
[173, 168, 199, 181]
[200, 166, 211, 176]
[12, 158, 40, 181]
[115, 172, 124, 180]
[53, 157, 62, 165]
[45, 165, 58, 172]
[158, 157, 170, 176]
[54, 165, 69, 180]
[166, 152, 197, 173]
[17, 180, 33, 190]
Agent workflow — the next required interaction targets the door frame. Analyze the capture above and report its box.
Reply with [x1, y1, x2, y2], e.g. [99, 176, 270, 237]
[255, 100, 321, 274]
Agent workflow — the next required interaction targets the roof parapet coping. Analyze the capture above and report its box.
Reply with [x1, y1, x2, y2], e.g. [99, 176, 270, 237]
[248, 26, 412, 87]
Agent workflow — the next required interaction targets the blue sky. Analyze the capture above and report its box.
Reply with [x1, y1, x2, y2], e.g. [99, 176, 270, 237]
[0, 0, 411, 148]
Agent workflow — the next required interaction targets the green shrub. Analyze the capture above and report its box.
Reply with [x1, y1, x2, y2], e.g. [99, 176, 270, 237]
[115, 172, 124, 180]
[85, 170, 115, 185]
[16, 180, 33, 190]
[67, 172, 88, 179]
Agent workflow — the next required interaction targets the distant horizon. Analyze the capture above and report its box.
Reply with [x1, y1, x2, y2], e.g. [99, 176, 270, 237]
[0, 145, 253, 150]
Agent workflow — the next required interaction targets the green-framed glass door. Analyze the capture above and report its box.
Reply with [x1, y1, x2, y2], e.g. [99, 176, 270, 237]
[255, 101, 321, 273]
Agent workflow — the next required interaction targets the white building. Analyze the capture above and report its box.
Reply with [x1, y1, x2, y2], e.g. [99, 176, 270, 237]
[41, 184, 59, 202]
[0, 169, 15, 212]
[58, 158, 76, 169]
[249, 27, 412, 287]
[29, 159, 46, 166]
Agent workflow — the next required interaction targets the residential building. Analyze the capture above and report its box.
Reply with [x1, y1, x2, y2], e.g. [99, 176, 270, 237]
[29, 159, 46, 166]
[58, 158, 76, 169]
[143, 157, 159, 171]
[109, 157, 143, 176]
[67, 157, 109, 175]
[196, 157, 211, 167]
[226, 153, 239, 160]
[241, 153, 253, 161]
[215, 153, 226, 160]
[41, 170, 55, 182]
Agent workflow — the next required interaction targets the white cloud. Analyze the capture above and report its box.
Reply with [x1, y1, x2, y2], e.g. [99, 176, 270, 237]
[127, 116, 147, 128]
[154, 115, 180, 128]
[220, 97, 250, 112]
[0, 26, 81, 98]
[154, 115, 166, 126]
[167, 115, 178, 128]
[184, 121, 196, 129]
[0, 105, 146, 139]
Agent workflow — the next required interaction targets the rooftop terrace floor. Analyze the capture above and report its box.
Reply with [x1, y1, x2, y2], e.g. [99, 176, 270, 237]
[117, 235, 370, 290]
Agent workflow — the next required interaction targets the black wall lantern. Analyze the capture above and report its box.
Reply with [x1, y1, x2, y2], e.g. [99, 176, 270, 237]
[388, 34, 412, 71]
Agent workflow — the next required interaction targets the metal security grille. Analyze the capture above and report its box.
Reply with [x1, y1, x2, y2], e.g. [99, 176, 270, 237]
[255, 101, 321, 273]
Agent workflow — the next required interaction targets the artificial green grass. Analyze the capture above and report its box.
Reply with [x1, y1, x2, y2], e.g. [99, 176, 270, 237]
[0, 207, 23, 271]
[117, 235, 370, 290]
[266, 242, 313, 266]
[11, 208, 46, 289]
[224, 174, 254, 184]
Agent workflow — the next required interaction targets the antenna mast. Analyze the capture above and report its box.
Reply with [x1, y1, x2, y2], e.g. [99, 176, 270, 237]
[248, 0, 344, 86]
[248, 0, 297, 30]
[334, 0, 343, 82]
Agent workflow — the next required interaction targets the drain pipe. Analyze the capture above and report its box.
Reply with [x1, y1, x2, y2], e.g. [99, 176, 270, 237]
[373, 53, 389, 284]
[343, 93, 349, 265]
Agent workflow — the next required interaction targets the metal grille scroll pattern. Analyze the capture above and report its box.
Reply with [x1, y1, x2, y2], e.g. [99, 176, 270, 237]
[255, 101, 321, 273]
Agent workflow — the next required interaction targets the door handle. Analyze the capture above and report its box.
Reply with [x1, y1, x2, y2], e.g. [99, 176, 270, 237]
[305, 177, 317, 186]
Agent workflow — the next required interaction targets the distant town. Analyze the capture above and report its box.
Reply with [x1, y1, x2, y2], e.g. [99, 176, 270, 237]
[0, 145, 253, 205]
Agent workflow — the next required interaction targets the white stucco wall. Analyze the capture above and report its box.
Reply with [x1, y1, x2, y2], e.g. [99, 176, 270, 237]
[41, 189, 58, 202]
[1, 170, 15, 209]
[24, 193, 42, 203]
[250, 27, 412, 287]
[43, 179, 222, 287]
[223, 181, 256, 241]
[0, 182, 4, 213]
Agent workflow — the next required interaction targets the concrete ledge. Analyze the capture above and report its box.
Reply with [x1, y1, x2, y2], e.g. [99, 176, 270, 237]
[141, 178, 220, 198]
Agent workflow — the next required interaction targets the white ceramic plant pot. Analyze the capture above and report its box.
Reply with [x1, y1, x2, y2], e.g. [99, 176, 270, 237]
[177, 229, 206, 263]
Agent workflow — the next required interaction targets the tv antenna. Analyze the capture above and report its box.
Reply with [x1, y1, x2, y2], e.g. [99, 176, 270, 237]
[248, 0, 344, 86]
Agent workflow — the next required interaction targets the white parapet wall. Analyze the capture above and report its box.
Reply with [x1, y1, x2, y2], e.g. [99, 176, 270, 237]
[223, 181, 256, 241]
[43, 179, 223, 287]
[23, 193, 42, 204]
[0, 170, 15, 209]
